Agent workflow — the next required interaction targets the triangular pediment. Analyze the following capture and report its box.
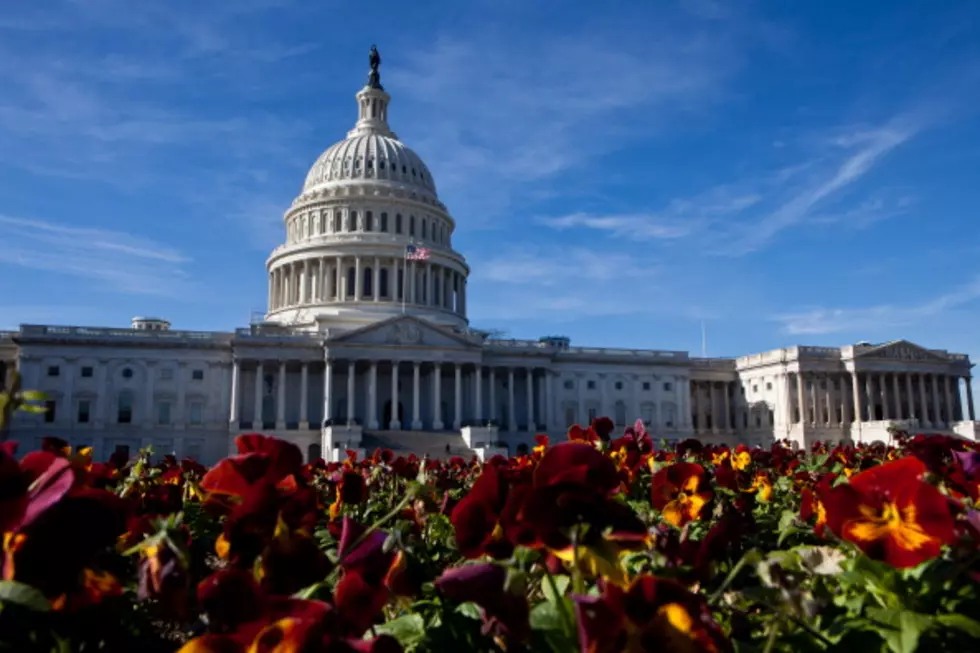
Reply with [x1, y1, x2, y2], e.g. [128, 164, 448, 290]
[328, 316, 476, 349]
[856, 340, 947, 362]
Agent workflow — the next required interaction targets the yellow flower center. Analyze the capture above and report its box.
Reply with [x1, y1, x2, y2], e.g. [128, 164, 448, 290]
[844, 500, 934, 551]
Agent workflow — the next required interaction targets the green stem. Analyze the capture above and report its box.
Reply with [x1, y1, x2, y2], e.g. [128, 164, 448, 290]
[543, 566, 576, 636]
[708, 549, 760, 605]
[762, 620, 781, 653]
[337, 495, 410, 566]
[570, 528, 585, 595]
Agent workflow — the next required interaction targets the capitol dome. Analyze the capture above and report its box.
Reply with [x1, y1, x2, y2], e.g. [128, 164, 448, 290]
[264, 46, 470, 334]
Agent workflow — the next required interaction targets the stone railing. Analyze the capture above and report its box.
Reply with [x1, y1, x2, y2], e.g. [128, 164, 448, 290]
[797, 346, 841, 358]
[18, 325, 232, 342]
[691, 358, 736, 369]
[484, 339, 689, 361]
[233, 328, 319, 341]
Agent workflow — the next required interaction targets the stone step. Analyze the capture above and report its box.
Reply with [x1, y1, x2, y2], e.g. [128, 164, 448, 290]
[361, 430, 475, 459]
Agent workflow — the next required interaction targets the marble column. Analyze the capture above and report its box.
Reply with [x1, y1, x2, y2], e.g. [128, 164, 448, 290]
[841, 375, 850, 424]
[526, 368, 535, 431]
[229, 359, 240, 425]
[432, 364, 443, 430]
[252, 362, 263, 429]
[367, 362, 378, 429]
[943, 375, 953, 427]
[692, 381, 701, 432]
[346, 362, 355, 425]
[825, 376, 833, 426]
[723, 382, 731, 430]
[892, 374, 901, 420]
[489, 368, 497, 423]
[918, 375, 929, 427]
[709, 382, 717, 432]
[850, 371, 861, 424]
[354, 257, 362, 300]
[453, 364, 462, 430]
[809, 376, 817, 425]
[931, 374, 941, 428]
[577, 374, 586, 425]
[300, 363, 309, 429]
[335, 256, 343, 302]
[475, 366, 483, 424]
[967, 377, 976, 420]
[507, 368, 516, 432]
[373, 257, 380, 302]
[797, 373, 807, 424]
[544, 371, 552, 431]
[276, 362, 286, 430]
[412, 363, 421, 429]
[865, 375, 874, 421]
[905, 373, 915, 423]
[389, 361, 400, 429]
[323, 361, 332, 424]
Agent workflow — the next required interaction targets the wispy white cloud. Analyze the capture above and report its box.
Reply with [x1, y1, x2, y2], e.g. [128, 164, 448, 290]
[773, 276, 980, 335]
[0, 215, 194, 296]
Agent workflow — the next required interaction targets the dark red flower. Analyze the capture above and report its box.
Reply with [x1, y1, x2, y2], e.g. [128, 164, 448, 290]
[435, 563, 529, 641]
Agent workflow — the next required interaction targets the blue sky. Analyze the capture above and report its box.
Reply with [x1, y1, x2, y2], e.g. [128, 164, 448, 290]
[2, 0, 980, 366]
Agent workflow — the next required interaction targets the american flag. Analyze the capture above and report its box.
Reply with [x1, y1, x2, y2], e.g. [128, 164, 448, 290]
[405, 244, 431, 261]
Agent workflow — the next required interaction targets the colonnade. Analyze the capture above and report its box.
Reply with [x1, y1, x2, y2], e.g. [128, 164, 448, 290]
[229, 358, 549, 432]
[690, 380, 740, 432]
[788, 370, 975, 428]
[268, 256, 466, 315]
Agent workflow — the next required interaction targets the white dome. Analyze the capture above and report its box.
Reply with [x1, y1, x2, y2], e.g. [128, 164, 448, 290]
[302, 132, 436, 194]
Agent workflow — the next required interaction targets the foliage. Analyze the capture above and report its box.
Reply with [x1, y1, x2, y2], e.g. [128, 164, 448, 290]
[1, 419, 978, 652]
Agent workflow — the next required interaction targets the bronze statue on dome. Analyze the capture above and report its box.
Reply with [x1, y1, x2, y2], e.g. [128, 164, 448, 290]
[367, 45, 383, 89]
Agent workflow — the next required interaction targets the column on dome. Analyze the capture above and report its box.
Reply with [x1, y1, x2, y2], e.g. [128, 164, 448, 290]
[267, 272, 274, 309]
[389, 259, 398, 302]
[444, 269, 452, 309]
[426, 262, 434, 307]
[432, 364, 443, 430]
[409, 261, 417, 306]
[373, 257, 381, 301]
[354, 257, 362, 300]
[335, 256, 343, 303]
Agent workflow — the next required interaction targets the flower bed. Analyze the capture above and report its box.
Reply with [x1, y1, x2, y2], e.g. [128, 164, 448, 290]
[1, 419, 978, 652]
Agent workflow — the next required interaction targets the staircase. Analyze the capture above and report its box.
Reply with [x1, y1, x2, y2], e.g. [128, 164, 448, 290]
[360, 430, 476, 460]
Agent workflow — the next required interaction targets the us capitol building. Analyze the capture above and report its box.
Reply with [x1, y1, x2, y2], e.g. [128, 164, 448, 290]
[2, 49, 976, 463]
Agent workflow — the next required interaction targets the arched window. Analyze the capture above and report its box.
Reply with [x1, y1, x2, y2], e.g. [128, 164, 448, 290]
[346, 267, 355, 297]
[380, 269, 389, 297]
[380, 212, 388, 232]
[365, 211, 373, 231]
[333, 212, 341, 232]
[395, 214, 403, 234]
[118, 391, 134, 424]
[364, 267, 373, 297]
[614, 401, 627, 426]
[409, 215, 415, 236]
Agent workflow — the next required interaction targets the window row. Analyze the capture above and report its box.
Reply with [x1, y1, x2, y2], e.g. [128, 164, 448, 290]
[561, 379, 674, 392]
[315, 154, 428, 182]
[286, 210, 450, 246]
[45, 365, 207, 381]
[42, 396, 206, 426]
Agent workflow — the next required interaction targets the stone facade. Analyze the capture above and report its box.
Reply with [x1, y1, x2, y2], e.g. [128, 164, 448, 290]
[2, 52, 976, 462]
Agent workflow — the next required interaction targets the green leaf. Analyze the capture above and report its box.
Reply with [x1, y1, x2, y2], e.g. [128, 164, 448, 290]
[17, 404, 47, 414]
[542, 574, 570, 605]
[19, 390, 47, 401]
[374, 613, 426, 647]
[777, 509, 797, 534]
[455, 601, 482, 621]
[0, 580, 52, 611]
[866, 607, 933, 653]
[936, 613, 980, 638]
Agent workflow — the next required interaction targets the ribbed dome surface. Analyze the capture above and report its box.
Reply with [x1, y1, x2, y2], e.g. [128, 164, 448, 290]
[302, 133, 437, 194]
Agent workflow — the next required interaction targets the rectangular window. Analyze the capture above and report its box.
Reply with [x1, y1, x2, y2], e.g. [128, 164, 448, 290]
[47, 365, 60, 377]
[160, 368, 174, 381]
[81, 366, 93, 378]
[158, 401, 172, 425]
[189, 402, 203, 425]
[642, 382, 651, 390]
[766, 382, 772, 390]
[663, 382, 672, 392]
[77, 400, 91, 424]
[118, 395, 133, 424]
[192, 369, 204, 381]
[564, 407, 576, 427]
[563, 380, 574, 390]
[587, 381, 596, 390]
[44, 399, 56, 423]
[587, 407, 597, 422]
